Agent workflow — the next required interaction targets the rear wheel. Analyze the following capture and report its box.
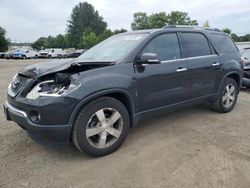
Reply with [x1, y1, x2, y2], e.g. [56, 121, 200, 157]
[211, 78, 238, 113]
[22, 55, 26, 59]
[72, 97, 130, 157]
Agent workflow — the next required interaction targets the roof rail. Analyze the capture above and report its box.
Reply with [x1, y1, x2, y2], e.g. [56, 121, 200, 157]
[162, 25, 222, 32]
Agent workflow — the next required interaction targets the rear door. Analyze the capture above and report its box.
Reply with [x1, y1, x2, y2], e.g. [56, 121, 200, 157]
[179, 32, 220, 98]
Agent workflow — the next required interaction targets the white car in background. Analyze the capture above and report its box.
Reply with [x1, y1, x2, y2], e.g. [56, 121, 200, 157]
[39, 49, 64, 58]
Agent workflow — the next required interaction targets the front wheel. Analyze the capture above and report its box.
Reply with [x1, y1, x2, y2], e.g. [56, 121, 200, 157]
[211, 78, 238, 113]
[72, 97, 130, 157]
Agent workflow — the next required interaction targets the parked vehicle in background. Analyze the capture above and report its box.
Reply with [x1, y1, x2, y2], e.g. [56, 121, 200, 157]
[4, 50, 15, 59]
[13, 49, 38, 59]
[241, 48, 250, 88]
[66, 49, 86, 58]
[0, 52, 5, 58]
[38, 49, 49, 58]
[38, 49, 64, 58]
[4, 26, 243, 157]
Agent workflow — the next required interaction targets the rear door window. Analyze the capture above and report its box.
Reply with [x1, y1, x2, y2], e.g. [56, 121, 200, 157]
[141, 33, 181, 61]
[180, 33, 211, 58]
[211, 34, 238, 54]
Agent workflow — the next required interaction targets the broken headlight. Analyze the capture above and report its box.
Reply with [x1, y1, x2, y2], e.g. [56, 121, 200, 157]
[26, 74, 80, 100]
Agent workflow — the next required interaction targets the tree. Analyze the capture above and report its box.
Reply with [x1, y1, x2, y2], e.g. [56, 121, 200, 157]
[231, 33, 239, 42]
[223, 28, 232, 34]
[113, 28, 127, 35]
[31, 37, 47, 50]
[242, 34, 250, 42]
[149, 12, 168, 28]
[67, 2, 107, 48]
[53, 34, 67, 49]
[203, 20, 210, 28]
[98, 29, 113, 42]
[78, 30, 99, 49]
[131, 11, 198, 30]
[131, 12, 150, 30]
[0, 26, 9, 52]
[167, 11, 198, 25]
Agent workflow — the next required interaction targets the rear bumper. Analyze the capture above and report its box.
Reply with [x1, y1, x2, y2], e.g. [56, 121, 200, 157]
[3, 101, 71, 146]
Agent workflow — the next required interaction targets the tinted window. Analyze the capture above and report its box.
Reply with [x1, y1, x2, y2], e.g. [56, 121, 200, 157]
[211, 34, 238, 54]
[142, 33, 181, 61]
[181, 33, 211, 58]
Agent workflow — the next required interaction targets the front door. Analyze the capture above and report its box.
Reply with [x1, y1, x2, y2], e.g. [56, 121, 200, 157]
[134, 33, 189, 112]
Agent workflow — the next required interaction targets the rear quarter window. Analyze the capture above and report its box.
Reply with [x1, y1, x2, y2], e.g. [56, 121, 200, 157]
[211, 34, 238, 54]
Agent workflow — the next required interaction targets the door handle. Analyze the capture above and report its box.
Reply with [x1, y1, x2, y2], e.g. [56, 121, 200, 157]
[212, 62, 220, 66]
[176, 67, 187, 72]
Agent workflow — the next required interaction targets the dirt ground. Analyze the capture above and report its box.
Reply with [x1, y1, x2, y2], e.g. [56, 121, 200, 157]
[0, 59, 250, 188]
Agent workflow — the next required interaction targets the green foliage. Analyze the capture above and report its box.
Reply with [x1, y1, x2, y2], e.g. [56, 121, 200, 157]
[131, 11, 198, 30]
[31, 37, 47, 50]
[31, 34, 68, 50]
[77, 28, 126, 49]
[97, 29, 113, 42]
[67, 2, 107, 48]
[232, 34, 250, 42]
[78, 29, 99, 49]
[167, 11, 198, 25]
[131, 12, 150, 30]
[231, 33, 239, 42]
[241, 34, 250, 41]
[149, 12, 168, 29]
[113, 28, 127, 35]
[0, 26, 9, 52]
[223, 28, 232, 34]
[221, 27, 250, 42]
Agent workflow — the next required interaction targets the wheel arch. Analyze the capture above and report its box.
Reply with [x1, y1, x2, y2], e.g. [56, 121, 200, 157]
[223, 72, 241, 92]
[68, 89, 136, 135]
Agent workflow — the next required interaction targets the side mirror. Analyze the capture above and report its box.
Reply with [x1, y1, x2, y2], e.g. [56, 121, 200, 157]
[136, 53, 161, 65]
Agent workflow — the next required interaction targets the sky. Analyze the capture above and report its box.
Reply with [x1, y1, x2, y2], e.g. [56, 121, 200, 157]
[0, 0, 250, 42]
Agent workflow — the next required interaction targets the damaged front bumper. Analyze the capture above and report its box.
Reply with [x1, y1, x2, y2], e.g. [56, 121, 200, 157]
[3, 100, 72, 145]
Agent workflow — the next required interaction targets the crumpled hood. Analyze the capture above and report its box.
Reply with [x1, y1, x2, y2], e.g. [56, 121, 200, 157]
[18, 59, 116, 78]
[19, 59, 75, 78]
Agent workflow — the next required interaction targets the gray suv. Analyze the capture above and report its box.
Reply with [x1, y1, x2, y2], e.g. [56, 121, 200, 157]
[4, 26, 243, 157]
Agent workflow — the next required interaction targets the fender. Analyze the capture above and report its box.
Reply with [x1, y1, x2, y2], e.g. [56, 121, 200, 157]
[68, 88, 136, 131]
[218, 71, 242, 93]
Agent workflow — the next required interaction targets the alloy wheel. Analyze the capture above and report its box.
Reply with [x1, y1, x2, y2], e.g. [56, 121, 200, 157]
[222, 84, 236, 108]
[86, 108, 123, 149]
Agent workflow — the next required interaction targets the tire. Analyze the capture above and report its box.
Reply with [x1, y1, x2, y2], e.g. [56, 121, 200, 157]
[35, 55, 38, 59]
[72, 97, 130, 157]
[211, 77, 238, 113]
[22, 55, 26, 59]
[48, 55, 52, 59]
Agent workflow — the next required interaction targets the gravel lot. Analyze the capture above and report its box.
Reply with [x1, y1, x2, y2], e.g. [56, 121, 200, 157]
[0, 59, 250, 188]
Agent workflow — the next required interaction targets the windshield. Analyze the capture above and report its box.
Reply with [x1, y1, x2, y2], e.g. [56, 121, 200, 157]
[77, 33, 148, 62]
